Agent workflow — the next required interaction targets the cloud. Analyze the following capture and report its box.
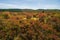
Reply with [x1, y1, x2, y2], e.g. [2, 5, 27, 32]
[0, 3, 26, 9]
[37, 3, 60, 9]
[0, 3, 60, 9]
[0, 3, 37, 9]
[0, 3, 19, 8]
[43, 5, 60, 9]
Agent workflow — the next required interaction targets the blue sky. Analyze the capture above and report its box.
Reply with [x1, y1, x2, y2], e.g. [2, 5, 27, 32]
[0, 0, 60, 9]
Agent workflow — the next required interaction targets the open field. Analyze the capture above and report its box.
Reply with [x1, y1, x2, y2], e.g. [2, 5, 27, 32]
[0, 9, 60, 40]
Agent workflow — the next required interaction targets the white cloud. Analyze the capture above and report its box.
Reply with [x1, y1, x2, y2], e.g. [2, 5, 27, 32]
[0, 3, 38, 9]
[0, 3, 26, 9]
[43, 5, 60, 9]
[37, 4, 60, 9]
[0, 3, 19, 8]
[0, 3, 60, 9]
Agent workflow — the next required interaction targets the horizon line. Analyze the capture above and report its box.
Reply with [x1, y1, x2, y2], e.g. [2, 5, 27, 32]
[0, 8, 60, 10]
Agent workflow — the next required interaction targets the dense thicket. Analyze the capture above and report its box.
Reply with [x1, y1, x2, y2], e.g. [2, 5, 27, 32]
[0, 9, 60, 40]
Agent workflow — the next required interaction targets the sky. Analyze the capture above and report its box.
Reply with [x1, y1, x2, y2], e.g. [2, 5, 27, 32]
[0, 0, 60, 9]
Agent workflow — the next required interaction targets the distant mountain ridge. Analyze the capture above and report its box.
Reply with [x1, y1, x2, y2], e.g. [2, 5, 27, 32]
[0, 9, 60, 12]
